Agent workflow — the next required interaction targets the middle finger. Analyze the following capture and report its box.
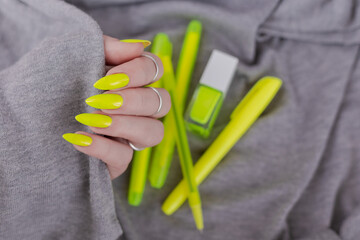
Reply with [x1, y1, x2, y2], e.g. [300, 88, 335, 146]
[85, 87, 171, 118]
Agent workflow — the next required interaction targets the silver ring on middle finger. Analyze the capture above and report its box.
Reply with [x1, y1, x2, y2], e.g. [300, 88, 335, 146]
[147, 87, 163, 116]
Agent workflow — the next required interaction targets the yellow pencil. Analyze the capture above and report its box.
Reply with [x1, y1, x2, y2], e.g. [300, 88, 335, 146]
[157, 35, 204, 230]
[127, 36, 163, 206]
[148, 21, 202, 188]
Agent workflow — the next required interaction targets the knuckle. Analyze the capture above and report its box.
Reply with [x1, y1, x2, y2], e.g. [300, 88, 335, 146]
[121, 147, 134, 166]
[100, 141, 112, 160]
[122, 89, 142, 113]
[112, 120, 125, 137]
[152, 54, 163, 79]
[142, 129, 154, 146]
[114, 144, 133, 168]
[106, 116, 124, 137]
[149, 120, 164, 145]
[139, 119, 163, 146]
[136, 57, 148, 82]
[143, 54, 160, 82]
[154, 122, 165, 145]
[140, 90, 150, 112]
[162, 89, 171, 114]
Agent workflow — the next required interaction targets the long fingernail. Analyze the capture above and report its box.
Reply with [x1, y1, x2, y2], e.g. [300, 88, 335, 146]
[85, 94, 123, 109]
[93, 73, 129, 90]
[120, 39, 151, 48]
[62, 133, 92, 146]
[75, 113, 112, 128]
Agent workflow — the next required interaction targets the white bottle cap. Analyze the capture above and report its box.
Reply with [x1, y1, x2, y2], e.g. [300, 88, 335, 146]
[199, 49, 239, 95]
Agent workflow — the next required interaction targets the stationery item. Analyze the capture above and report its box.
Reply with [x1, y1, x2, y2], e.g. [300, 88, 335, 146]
[128, 147, 152, 206]
[175, 20, 202, 110]
[159, 37, 204, 230]
[127, 36, 163, 206]
[185, 50, 238, 138]
[148, 33, 175, 188]
[149, 20, 202, 189]
[162, 76, 282, 215]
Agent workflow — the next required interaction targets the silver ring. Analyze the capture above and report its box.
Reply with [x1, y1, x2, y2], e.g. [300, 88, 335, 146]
[128, 141, 145, 151]
[148, 87, 162, 115]
[141, 53, 159, 83]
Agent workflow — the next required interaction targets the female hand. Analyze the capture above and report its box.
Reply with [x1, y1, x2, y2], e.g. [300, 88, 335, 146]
[63, 36, 171, 179]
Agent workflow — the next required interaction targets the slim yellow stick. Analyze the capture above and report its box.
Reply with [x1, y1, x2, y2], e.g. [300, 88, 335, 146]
[157, 37, 204, 230]
[149, 21, 202, 188]
[127, 36, 163, 206]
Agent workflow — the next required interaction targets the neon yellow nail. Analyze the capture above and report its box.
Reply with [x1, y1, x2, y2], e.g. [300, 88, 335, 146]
[120, 39, 151, 48]
[93, 73, 129, 90]
[85, 94, 123, 109]
[62, 133, 92, 146]
[75, 113, 112, 128]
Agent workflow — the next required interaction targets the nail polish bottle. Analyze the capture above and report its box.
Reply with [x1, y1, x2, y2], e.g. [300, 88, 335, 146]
[185, 50, 238, 138]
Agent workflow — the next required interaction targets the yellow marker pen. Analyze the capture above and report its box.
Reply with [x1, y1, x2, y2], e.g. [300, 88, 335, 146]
[159, 38, 204, 231]
[162, 76, 283, 215]
[176, 20, 202, 110]
[127, 36, 163, 206]
[148, 33, 175, 188]
[149, 21, 202, 189]
[128, 148, 152, 206]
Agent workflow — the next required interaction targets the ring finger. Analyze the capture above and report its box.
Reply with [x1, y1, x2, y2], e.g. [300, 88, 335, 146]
[75, 111, 164, 148]
[68, 131, 133, 179]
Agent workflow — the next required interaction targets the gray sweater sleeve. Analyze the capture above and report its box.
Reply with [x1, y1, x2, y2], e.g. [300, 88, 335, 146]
[0, 0, 122, 239]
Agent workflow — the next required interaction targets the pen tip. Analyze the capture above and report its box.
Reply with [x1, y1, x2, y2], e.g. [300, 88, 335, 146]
[191, 205, 204, 231]
[128, 192, 143, 206]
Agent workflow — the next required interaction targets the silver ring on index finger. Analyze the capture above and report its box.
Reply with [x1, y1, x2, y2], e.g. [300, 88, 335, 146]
[141, 53, 159, 83]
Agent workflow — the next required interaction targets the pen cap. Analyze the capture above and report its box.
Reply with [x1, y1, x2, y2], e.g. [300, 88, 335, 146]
[185, 50, 239, 138]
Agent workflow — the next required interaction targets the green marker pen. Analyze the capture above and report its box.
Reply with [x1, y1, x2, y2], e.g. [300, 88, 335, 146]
[128, 148, 152, 206]
[149, 20, 202, 189]
[127, 35, 164, 206]
[185, 50, 239, 138]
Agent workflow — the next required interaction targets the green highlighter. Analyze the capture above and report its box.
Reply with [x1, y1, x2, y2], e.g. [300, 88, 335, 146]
[158, 37, 204, 231]
[127, 35, 164, 206]
[148, 33, 176, 188]
[185, 50, 239, 138]
[149, 20, 202, 188]
[128, 148, 152, 206]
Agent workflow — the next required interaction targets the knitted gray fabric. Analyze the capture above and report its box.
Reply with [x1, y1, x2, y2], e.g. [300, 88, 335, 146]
[1, 0, 360, 239]
[0, 0, 121, 239]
